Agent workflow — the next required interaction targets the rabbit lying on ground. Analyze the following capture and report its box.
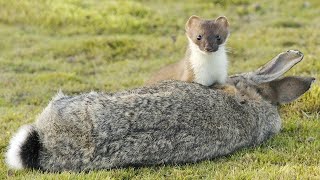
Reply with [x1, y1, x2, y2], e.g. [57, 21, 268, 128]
[6, 50, 314, 172]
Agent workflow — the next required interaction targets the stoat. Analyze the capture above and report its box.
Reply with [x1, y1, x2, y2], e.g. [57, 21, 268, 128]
[147, 15, 230, 87]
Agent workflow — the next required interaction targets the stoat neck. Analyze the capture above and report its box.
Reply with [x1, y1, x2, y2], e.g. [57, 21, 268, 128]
[187, 38, 228, 86]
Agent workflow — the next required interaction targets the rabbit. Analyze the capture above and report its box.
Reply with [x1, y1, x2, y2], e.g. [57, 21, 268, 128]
[5, 50, 314, 172]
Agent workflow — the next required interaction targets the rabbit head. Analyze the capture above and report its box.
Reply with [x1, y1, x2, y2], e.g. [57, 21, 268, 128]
[228, 50, 315, 105]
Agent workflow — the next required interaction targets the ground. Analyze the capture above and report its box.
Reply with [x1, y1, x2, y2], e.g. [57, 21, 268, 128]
[0, 0, 319, 179]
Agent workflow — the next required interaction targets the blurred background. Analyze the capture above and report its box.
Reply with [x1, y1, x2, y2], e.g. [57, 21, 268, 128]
[0, 0, 319, 178]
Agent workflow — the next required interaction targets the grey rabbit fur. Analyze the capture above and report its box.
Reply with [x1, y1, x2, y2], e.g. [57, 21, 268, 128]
[5, 50, 315, 172]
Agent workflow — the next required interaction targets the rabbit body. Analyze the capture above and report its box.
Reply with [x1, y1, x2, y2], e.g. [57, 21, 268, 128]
[6, 50, 313, 172]
[33, 80, 280, 171]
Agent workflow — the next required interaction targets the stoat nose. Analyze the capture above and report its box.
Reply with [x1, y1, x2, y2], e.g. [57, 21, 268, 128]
[205, 46, 218, 52]
[205, 47, 214, 52]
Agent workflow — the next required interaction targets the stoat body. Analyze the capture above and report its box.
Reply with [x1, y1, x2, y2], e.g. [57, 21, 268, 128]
[186, 36, 228, 86]
[148, 15, 230, 86]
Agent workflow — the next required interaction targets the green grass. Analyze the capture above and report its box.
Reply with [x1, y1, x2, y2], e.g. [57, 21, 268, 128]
[0, 0, 319, 179]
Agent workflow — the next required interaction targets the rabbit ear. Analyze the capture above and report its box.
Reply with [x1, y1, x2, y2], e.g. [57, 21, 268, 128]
[250, 50, 304, 84]
[260, 76, 315, 104]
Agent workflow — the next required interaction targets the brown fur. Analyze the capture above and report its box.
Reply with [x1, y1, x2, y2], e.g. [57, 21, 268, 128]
[186, 16, 229, 52]
[147, 55, 194, 84]
[147, 15, 229, 85]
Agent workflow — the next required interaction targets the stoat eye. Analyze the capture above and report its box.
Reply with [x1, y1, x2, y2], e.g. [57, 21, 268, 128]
[216, 35, 221, 41]
[196, 35, 202, 40]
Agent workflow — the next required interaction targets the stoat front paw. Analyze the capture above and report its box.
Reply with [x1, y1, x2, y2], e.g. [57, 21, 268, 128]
[211, 84, 238, 96]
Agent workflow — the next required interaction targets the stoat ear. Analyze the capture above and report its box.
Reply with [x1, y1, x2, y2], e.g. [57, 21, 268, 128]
[185, 15, 201, 31]
[215, 16, 229, 28]
[265, 76, 315, 104]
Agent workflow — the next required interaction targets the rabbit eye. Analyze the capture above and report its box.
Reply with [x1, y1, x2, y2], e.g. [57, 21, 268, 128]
[216, 35, 221, 41]
[257, 88, 262, 94]
[197, 35, 202, 40]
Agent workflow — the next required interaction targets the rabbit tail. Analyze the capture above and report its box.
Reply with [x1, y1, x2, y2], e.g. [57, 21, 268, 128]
[5, 125, 41, 170]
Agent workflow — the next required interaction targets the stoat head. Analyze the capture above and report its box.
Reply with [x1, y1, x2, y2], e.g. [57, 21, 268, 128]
[185, 15, 229, 53]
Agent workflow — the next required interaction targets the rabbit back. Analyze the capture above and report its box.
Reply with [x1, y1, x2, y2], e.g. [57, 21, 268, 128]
[34, 81, 281, 171]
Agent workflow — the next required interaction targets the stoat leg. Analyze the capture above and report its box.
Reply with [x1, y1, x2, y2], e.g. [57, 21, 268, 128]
[211, 84, 238, 96]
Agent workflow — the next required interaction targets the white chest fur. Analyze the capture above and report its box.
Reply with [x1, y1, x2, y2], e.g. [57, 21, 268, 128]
[188, 39, 228, 86]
